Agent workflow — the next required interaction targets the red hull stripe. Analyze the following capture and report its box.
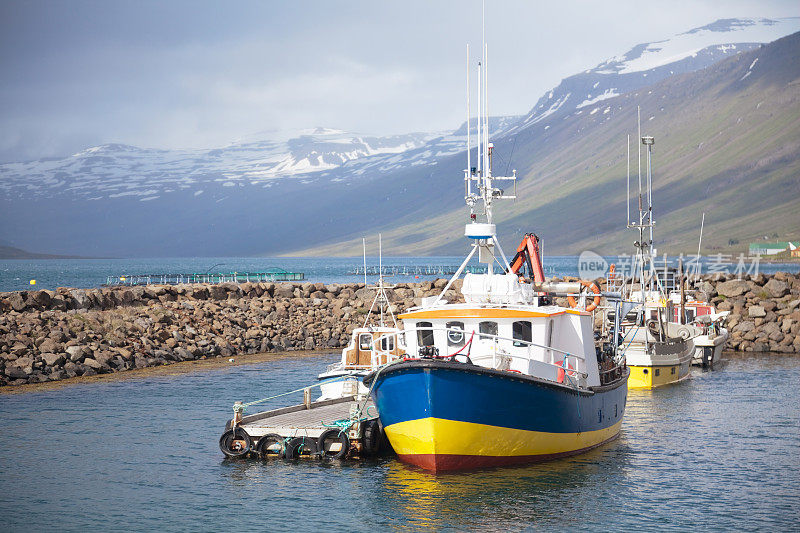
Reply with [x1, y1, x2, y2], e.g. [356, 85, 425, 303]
[396, 433, 620, 472]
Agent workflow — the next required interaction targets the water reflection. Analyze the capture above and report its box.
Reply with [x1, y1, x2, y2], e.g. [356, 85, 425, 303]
[374, 441, 631, 530]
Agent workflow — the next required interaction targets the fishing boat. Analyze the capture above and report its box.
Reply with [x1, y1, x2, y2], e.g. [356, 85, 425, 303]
[317, 237, 406, 400]
[667, 290, 728, 368]
[608, 124, 696, 389]
[364, 43, 629, 472]
[607, 259, 729, 371]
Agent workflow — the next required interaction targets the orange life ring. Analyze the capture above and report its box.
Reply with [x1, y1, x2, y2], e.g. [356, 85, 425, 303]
[608, 263, 616, 279]
[554, 359, 576, 383]
[567, 280, 601, 312]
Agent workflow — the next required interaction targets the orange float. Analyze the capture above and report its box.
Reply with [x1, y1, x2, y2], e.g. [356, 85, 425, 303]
[567, 280, 602, 312]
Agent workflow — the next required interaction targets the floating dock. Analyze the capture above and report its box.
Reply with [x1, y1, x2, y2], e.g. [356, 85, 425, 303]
[105, 269, 304, 286]
[219, 394, 385, 460]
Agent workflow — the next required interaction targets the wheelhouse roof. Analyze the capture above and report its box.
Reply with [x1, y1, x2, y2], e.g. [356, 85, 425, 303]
[398, 304, 590, 320]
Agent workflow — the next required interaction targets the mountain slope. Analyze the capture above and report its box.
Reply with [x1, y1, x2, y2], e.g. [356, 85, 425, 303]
[1, 18, 798, 258]
[288, 30, 800, 257]
[507, 17, 799, 134]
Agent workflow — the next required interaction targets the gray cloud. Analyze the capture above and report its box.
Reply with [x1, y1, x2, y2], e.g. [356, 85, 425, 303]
[1, 0, 797, 162]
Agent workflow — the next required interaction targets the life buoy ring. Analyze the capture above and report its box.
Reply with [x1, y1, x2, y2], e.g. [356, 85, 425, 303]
[318, 429, 350, 459]
[608, 263, 616, 279]
[567, 280, 601, 312]
[554, 359, 576, 384]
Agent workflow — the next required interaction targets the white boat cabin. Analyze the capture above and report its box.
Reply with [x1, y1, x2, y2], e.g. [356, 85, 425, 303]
[399, 273, 602, 388]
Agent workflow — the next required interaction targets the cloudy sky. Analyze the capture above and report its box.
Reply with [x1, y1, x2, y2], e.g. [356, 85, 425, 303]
[0, 0, 797, 162]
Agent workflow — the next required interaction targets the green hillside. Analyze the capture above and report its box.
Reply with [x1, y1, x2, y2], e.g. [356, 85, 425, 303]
[286, 32, 800, 257]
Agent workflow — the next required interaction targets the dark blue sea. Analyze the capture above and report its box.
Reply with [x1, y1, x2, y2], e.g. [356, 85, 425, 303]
[0, 352, 798, 531]
[1, 255, 796, 292]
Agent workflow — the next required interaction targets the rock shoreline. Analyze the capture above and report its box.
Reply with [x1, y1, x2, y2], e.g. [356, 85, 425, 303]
[1, 273, 798, 387]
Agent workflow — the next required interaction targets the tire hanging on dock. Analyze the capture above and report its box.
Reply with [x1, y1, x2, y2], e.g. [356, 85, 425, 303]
[362, 420, 382, 456]
[318, 429, 350, 459]
[219, 428, 252, 458]
[283, 436, 318, 459]
[255, 433, 285, 459]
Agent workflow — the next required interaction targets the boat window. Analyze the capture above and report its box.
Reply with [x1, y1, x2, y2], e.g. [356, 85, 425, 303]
[685, 309, 696, 323]
[479, 321, 497, 340]
[359, 334, 372, 351]
[380, 335, 395, 352]
[446, 321, 465, 346]
[417, 322, 434, 347]
[513, 321, 532, 347]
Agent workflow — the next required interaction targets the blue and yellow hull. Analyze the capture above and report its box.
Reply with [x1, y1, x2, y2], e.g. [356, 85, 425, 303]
[369, 360, 628, 472]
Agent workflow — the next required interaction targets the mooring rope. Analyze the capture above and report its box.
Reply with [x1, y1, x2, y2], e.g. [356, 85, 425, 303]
[234, 375, 350, 413]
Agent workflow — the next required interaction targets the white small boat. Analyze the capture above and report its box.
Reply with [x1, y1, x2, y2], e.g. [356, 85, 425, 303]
[317, 238, 407, 400]
[667, 292, 729, 368]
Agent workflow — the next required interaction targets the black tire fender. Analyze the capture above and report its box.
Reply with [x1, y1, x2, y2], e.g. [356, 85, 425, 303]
[362, 420, 381, 456]
[283, 436, 318, 459]
[255, 433, 285, 458]
[318, 429, 350, 459]
[219, 427, 252, 458]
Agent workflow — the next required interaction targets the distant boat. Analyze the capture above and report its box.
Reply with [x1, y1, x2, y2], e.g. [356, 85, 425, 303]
[607, 123, 697, 389]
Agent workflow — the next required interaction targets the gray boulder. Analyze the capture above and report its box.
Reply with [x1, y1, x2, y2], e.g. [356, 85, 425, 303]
[764, 278, 789, 298]
[41, 352, 65, 367]
[65, 345, 85, 362]
[83, 358, 103, 370]
[38, 338, 62, 354]
[716, 280, 750, 298]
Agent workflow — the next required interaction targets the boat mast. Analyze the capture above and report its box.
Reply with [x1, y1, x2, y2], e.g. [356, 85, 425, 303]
[433, 3, 518, 305]
[379, 233, 384, 327]
[466, 44, 471, 201]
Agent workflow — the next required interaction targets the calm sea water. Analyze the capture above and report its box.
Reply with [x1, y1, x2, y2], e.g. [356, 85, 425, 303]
[0, 352, 797, 531]
[1, 255, 797, 292]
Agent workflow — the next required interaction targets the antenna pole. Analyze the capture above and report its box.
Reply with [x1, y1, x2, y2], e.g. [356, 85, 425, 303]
[379, 233, 384, 327]
[647, 137, 654, 251]
[697, 212, 705, 259]
[626, 134, 630, 226]
[466, 43, 472, 200]
[637, 106, 642, 226]
[484, 42, 489, 181]
[477, 60, 482, 188]
[362, 237, 367, 287]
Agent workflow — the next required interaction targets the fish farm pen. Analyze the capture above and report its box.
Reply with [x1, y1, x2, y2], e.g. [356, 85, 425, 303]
[350, 265, 490, 276]
[104, 269, 304, 286]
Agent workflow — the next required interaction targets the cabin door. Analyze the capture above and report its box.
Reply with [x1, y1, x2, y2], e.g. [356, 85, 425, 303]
[357, 333, 373, 366]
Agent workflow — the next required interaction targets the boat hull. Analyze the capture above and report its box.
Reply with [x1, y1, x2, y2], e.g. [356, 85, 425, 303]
[627, 362, 691, 389]
[369, 360, 628, 472]
[690, 330, 727, 368]
[625, 338, 694, 390]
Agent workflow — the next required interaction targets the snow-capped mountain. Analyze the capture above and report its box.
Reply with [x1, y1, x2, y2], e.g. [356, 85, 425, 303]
[0, 118, 521, 203]
[0, 128, 445, 201]
[1, 17, 797, 258]
[507, 17, 800, 134]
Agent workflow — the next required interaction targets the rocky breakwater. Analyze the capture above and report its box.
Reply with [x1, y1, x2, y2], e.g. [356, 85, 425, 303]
[0, 280, 463, 387]
[700, 272, 800, 353]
